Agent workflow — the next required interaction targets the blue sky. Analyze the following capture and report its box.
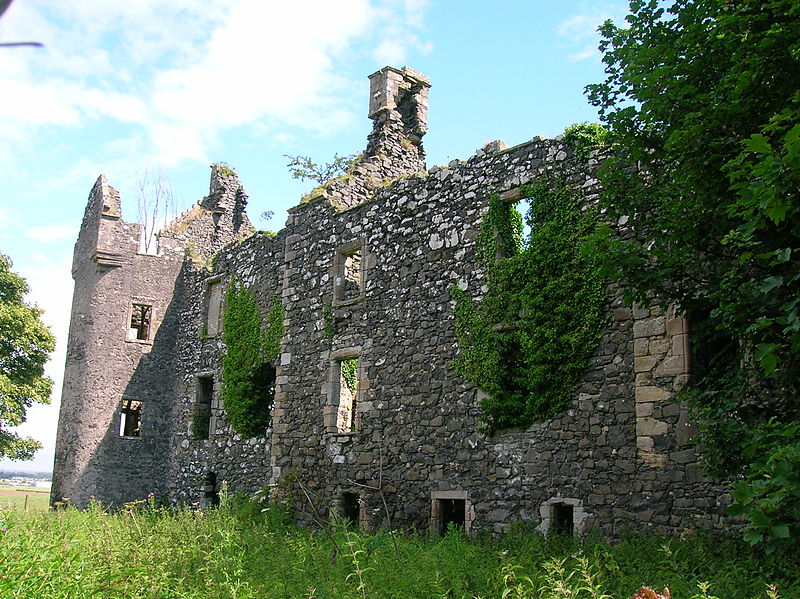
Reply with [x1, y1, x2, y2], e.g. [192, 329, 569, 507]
[0, 0, 628, 472]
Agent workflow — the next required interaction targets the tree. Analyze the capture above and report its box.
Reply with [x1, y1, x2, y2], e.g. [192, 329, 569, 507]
[136, 166, 177, 254]
[284, 153, 360, 184]
[587, 0, 800, 549]
[0, 253, 55, 460]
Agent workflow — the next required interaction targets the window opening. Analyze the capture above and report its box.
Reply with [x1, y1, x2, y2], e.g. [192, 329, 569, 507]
[438, 498, 466, 533]
[517, 198, 533, 249]
[193, 376, 213, 440]
[552, 504, 574, 536]
[206, 280, 222, 337]
[336, 357, 359, 433]
[129, 303, 152, 340]
[254, 363, 277, 413]
[119, 399, 142, 437]
[335, 247, 363, 302]
[203, 472, 219, 507]
[342, 492, 360, 527]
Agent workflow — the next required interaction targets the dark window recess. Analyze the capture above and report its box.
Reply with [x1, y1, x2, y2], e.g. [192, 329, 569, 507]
[203, 472, 219, 507]
[193, 377, 213, 440]
[342, 492, 360, 526]
[439, 498, 466, 533]
[119, 400, 142, 437]
[552, 504, 574, 536]
[130, 303, 152, 340]
[254, 363, 277, 413]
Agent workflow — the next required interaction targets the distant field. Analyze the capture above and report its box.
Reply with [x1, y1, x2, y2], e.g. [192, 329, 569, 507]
[0, 484, 50, 511]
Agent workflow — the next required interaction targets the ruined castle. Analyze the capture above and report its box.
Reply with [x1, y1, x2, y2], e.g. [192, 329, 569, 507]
[51, 67, 731, 535]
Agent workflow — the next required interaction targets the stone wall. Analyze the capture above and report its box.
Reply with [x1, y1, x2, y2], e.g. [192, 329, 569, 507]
[53, 66, 732, 534]
[52, 167, 253, 508]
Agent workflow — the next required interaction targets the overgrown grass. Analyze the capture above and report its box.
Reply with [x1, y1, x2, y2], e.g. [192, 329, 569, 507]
[0, 496, 796, 599]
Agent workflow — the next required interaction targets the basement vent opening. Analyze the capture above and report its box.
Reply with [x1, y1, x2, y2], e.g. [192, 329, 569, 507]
[437, 498, 466, 533]
[342, 492, 360, 527]
[552, 504, 574, 536]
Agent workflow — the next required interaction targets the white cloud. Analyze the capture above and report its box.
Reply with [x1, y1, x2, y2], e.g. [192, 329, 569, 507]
[370, 0, 433, 65]
[0, 253, 73, 473]
[0, 0, 432, 171]
[26, 224, 78, 243]
[557, 2, 627, 62]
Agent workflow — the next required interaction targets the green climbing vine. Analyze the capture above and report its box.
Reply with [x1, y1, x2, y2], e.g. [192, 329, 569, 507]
[322, 303, 335, 340]
[340, 357, 358, 394]
[451, 181, 606, 432]
[221, 280, 285, 438]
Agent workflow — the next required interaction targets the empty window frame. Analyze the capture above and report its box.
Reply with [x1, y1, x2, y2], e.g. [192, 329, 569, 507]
[205, 279, 223, 337]
[538, 498, 585, 536]
[119, 399, 142, 437]
[202, 472, 219, 508]
[335, 357, 359, 433]
[334, 241, 365, 303]
[431, 491, 472, 535]
[129, 303, 152, 341]
[193, 376, 214, 440]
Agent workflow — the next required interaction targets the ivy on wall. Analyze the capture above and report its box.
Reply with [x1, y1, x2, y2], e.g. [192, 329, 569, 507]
[340, 357, 358, 394]
[451, 181, 606, 432]
[222, 280, 285, 438]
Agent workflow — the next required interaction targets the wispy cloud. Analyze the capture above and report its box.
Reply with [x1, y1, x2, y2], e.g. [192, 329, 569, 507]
[557, 2, 627, 62]
[26, 224, 78, 243]
[0, 0, 432, 168]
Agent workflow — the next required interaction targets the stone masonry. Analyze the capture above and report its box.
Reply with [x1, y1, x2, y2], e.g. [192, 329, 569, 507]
[52, 66, 732, 535]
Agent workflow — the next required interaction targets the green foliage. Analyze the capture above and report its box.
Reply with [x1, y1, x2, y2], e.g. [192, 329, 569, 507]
[222, 281, 284, 438]
[562, 122, 613, 161]
[322, 303, 335, 340]
[340, 358, 358, 394]
[214, 162, 236, 177]
[284, 153, 360, 184]
[451, 183, 605, 432]
[727, 420, 800, 553]
[0, 253, 55, 460]
[0, 506, 796, 599]
[585, 0, 800, 549]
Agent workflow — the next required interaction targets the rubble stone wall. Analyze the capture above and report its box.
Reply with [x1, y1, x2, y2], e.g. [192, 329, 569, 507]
[53, 66, 732, 534]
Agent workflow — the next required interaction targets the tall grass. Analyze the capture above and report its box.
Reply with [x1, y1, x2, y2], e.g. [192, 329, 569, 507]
[0, 497, 796, 599]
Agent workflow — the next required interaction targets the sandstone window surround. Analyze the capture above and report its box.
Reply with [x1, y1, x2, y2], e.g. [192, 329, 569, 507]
[332, 239, 366, 306]
[118, 399, 142, 438]
[431, 490, 474, 535]
[203, 276, 223, 337]
[127, 300, 154, 342]
[325, 347, 365, 434]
